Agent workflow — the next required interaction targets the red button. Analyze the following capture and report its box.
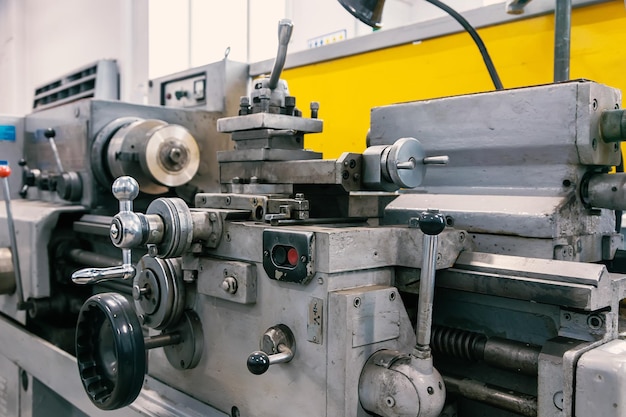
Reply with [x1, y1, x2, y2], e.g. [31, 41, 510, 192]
[0, 165, 10, 178]
[287, 247, 299, 266]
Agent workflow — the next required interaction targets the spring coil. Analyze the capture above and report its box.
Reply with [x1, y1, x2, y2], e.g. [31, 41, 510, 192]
[431, 325, 487, 362]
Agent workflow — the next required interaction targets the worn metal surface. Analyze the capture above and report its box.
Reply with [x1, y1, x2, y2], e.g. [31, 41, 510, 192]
[575, 339, 626, 415]
[429, 251, 622, 311]
[369, 81, 622, 183]
[217, 113, 323, 133]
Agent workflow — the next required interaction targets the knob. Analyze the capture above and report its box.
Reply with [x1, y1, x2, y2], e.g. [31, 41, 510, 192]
[75, 293, 202, 410]
[418, 209, 447, 236]
[246, 324, 296, 375]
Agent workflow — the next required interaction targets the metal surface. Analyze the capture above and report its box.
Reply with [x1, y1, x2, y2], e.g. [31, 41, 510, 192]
[0, 312, 226, 417]
[444, 375, 537, 417]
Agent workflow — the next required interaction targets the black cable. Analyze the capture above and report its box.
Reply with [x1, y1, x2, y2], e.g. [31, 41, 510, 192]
[424, 0, 504, 91]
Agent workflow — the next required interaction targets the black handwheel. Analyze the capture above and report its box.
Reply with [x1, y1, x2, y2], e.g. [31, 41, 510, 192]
[75, 292, 146, 410]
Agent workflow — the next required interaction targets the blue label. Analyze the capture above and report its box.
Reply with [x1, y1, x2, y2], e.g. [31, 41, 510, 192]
[0, 125, 16, 142]
[0, 160, 7, 166]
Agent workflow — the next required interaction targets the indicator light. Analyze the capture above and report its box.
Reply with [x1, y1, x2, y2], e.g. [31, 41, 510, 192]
[287, 247, 299, 266]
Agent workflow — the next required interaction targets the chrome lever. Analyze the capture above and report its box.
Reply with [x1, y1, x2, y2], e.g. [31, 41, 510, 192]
[72, 176, 140, 284]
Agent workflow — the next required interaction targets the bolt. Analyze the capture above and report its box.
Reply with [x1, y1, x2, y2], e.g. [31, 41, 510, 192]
[295, 193, 305, 201]
[264, 250, 269, 257]
[209, 212, 217, 222]
[385, 396, 395, 408]
[132, 285, 149, 300]
[110, 223, 119, 239]
[147, 244, 158, 257]
[232, 177, 241, 184]
[353, 297, 361, 308]
[300, 255, 307, 263]
[168, 147, 182, 163]
[408, 217, 419, 229]
[592, 99, 598, 111]
[427, 386, 435, 395]
[389, 292, 396, 301]
[250, 176, 259, 184]
[225, 196, 231, 205]
[317, 277, 324, 285]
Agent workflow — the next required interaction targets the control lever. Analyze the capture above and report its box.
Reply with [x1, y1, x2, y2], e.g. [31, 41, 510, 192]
[71, 176, 140, 284]
[44, 128, 64, 173]
[414, 209, 446, 358]
[267, 19, 294, 90]
[0, 163, 31, 310]
[358, 210, 446, 417]
[247, 324, 296, 375]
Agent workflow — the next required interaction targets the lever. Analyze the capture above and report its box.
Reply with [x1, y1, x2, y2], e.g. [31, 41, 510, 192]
[413, 209, 447, 359]
[71, 176, 140, 284]
[0, 163, 31, 310]
[247, 324, 296, 375]
[267, 19, 294, 91]
[44, 128, 64, 173]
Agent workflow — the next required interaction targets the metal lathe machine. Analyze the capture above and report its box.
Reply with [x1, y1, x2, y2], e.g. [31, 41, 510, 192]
[2, 18, 626, 417]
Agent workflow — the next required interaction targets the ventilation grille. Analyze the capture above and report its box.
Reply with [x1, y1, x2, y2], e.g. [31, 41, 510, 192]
[32, 60, 119, 111]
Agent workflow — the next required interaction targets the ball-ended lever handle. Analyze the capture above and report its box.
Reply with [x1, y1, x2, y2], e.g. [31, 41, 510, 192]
[72, 176, 141, 284]
[247, 324, 296, 375]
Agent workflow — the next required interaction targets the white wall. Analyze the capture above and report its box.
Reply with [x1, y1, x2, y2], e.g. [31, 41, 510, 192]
[148, 0, 516, 80]
[0, 0, 148, 115]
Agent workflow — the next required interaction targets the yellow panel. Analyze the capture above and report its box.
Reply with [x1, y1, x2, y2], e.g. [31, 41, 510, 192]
[282, 0, 626, 159]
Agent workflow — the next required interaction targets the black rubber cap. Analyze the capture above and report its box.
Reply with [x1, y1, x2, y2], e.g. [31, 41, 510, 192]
[247, 351, 270, 375]
[75, 293, 146, 410]
[418, 210, 446, 236]
[44, 128, 56, 139]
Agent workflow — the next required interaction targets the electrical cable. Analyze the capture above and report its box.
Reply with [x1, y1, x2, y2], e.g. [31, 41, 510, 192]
[424, 0, 504, 91]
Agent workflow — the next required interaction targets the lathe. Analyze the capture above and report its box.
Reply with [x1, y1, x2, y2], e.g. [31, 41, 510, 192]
[2, 18, 626, 417]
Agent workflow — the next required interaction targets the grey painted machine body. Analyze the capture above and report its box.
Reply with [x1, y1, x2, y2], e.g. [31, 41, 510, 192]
[2, 77, 626, 417]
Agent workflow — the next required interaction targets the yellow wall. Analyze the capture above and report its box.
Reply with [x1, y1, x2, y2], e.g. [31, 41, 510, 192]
[283, 0, 626, 159]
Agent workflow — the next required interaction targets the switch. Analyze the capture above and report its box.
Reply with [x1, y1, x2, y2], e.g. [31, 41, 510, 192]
[193, 79, 205, 101]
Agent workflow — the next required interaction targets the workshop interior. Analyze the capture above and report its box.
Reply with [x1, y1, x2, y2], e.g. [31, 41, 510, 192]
[1, 0, 626, 416]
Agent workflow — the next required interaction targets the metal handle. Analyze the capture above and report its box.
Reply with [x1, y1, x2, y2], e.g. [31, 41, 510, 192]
[44, 128, 64, 173]
[72, 176, 140, 284]
[268, 19, 294, 90]
[0, 163, 30, 310]
[246, 324, 296, 375]
[414, 210, 446, 358]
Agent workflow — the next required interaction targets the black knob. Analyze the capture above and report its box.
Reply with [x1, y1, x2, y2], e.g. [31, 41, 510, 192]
[44, 128, 56, 139]
[18, 159, 27, 167]
[247, 351, 271, 375]
[75, 293, 146, 410]
[418, 210, 446, 236]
